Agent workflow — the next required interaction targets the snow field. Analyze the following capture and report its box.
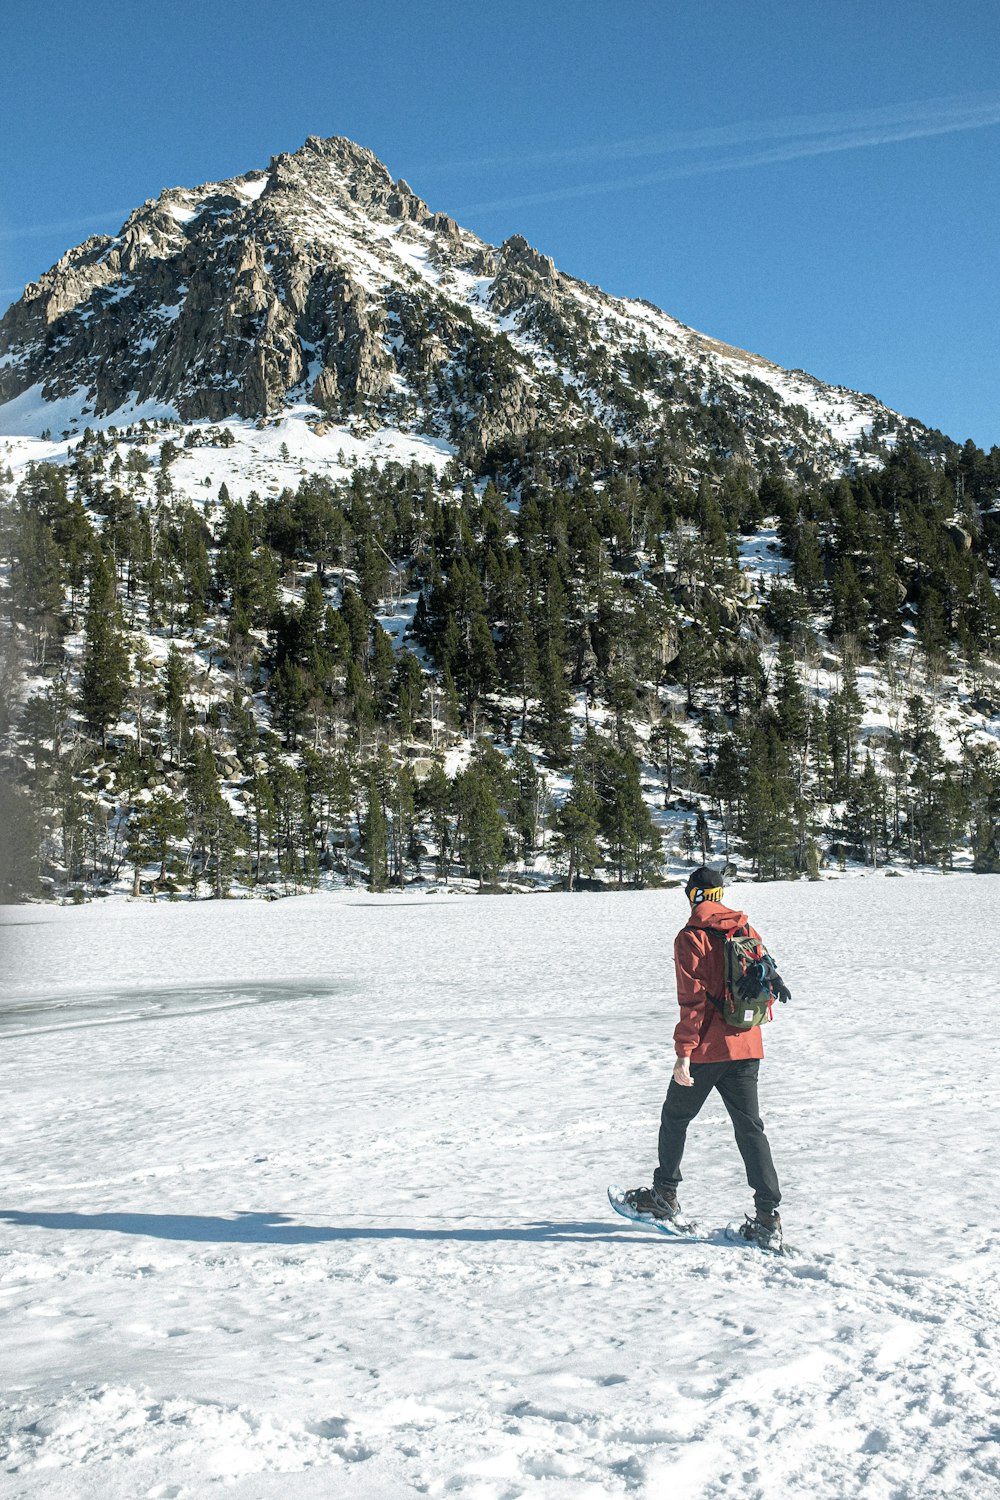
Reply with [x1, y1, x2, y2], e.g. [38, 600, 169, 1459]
[1, 876, 999, 1498]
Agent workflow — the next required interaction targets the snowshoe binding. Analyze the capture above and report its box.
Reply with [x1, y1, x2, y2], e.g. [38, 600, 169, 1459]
[608, 1183, 698, 1236]
[731, 1208, 783, 1254]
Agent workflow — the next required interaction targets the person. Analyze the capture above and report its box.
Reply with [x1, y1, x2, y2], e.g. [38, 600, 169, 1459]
[623, 865, 789, 1249]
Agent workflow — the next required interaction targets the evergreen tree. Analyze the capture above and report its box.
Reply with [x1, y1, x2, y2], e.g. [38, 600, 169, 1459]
[594, 742, 662, 886]
[371, 623, 396, 720]
[455, 765, 505, 889]
[791, 520, 824, 601]
[388, 761, 416, 886]
[79, 552, 130, 748]
[845, 754, 887, 866]
[393, 649, 424, 742]
[774, 643, 809, 767]
[826, 664, 863, 795]
[421, 761, 453, 881]
[161, 645, 190, 762]
[740, 719, 796, 878]
[126, 790, 186, 893]
[510, 742, 543, 858]
[830, 557, 869, 644]
[184, 734, 229, 889]
[362, 768, 389, 892]
[534, 647, 572, 767]
[551, 757, 602, 889]
[649, 718, 687, 795]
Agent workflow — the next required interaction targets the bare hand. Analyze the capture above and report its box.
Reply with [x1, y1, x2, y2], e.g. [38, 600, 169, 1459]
[673, 1057, 694, 1088]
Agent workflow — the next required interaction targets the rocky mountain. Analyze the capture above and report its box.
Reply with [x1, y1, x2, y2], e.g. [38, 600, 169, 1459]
[0, 135, 927, 474]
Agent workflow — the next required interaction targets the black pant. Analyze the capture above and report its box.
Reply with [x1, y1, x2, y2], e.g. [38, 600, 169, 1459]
[653, 1059, 781, 1212]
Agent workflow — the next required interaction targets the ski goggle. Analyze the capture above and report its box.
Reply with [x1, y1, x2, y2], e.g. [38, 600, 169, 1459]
[688, 885, 723, 904]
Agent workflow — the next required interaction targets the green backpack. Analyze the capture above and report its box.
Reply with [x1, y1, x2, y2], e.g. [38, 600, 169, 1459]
[688, 923, 779, 1031]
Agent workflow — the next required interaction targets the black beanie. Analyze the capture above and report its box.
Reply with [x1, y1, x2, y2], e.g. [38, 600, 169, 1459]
[684, 866, 725, 902]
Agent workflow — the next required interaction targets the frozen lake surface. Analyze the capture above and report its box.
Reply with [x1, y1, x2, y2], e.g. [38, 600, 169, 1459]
[1, 878, 998, 1498]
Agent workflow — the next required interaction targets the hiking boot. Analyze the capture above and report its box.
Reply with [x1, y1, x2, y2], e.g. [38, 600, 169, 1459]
[738, 1207, 782, 1252]
[623, 1185, 684, 1224]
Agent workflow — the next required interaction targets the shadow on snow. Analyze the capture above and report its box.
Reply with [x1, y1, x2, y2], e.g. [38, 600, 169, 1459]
[0, 1208, 692, 1247]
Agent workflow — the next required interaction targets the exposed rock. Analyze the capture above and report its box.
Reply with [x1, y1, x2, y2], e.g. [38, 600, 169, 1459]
[426, 212, 462, 241]
[657, 623, 681, 668]
[498, 235, 557, 281]
[712, 597, 742, 629]
[468, 247, 498, 276]
[675, 584, 701, 612]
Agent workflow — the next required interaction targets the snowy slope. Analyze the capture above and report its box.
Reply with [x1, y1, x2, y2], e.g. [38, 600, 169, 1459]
[2, 876, 998, 1498]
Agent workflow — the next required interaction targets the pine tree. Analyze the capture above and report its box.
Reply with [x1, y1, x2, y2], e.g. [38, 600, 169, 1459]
[510, 742, 543, 858]
[421, 761, 454, 882]
[830, 557, 869, 644]
[246, 759, 277, 885]
[268, 757, 309, 892]
[845, 754, 887, 866]
[535, 646, 572, 767]
[792, 520, 824, 601]
[649, 718, 687, 795]
[8, 505, 64, 668]
[79, 552, 130, 749]
[455, 765, 505, 889]
[127, 790, 186, 893]
[391, 762, 416, 884]
[393, 649, 424, 742]
[774, 643, 809, 764]
[826, 664, 863, 795]
[184, 734, 226, 888]
[371, 623, 396, 720]
[970, 749, 1000, 872]
[740, 720, 796, 879]
[362, 769, 389, 892]
[594, 743, 662, 887]
[161, 645, 190, 762]
[551, 758, 602, 889]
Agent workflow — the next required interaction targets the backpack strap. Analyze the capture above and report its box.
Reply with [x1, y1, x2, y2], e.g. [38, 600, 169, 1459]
[681, 922, 731, 1015]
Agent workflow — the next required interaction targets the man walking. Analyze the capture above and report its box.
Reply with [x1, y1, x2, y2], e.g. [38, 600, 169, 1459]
[620, 866, 788, 1249]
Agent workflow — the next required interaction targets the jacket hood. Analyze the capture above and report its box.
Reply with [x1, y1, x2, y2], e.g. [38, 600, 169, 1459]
[684, 899, 748, 933]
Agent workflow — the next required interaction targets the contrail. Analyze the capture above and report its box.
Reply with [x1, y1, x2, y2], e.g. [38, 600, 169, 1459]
[0, 210, 130, 243]
[437, 91, 1000, 171]
[450, 92, 1000, 212]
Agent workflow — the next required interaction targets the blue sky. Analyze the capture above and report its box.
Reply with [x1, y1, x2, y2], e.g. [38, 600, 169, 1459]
[2, 0, 999, 447]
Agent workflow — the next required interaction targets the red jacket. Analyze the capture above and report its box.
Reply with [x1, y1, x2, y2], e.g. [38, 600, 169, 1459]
[673, 900, 766, 1062]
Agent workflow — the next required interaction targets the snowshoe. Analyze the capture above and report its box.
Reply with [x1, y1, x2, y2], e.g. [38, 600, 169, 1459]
[608, 1183, 699, 1236]
[730, 1209, 783, 1254]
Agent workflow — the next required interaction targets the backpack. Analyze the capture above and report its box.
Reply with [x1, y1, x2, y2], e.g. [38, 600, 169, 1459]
[687, 922, 778, 1031]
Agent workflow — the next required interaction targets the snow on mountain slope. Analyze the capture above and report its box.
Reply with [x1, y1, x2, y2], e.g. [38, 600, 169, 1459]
[0, 135, 924, 473]
[2, 877, 998, 1498]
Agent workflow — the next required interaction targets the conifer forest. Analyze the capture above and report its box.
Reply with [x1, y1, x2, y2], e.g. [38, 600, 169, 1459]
[2, 415, 999, 902]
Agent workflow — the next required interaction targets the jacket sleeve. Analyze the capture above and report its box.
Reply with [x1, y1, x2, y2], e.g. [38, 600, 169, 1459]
[673, 927, 713, 1057]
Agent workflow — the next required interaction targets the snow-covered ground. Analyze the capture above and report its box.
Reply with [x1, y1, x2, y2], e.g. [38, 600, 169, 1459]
[1, 877, 999, 1498]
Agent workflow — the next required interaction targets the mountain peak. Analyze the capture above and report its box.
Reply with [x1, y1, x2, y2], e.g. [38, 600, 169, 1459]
[0, 134, 921, 470]
[265, 134, 430, 222]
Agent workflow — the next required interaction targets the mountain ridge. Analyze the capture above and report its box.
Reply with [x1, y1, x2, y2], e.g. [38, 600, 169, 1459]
[0, 133, 925, 475]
